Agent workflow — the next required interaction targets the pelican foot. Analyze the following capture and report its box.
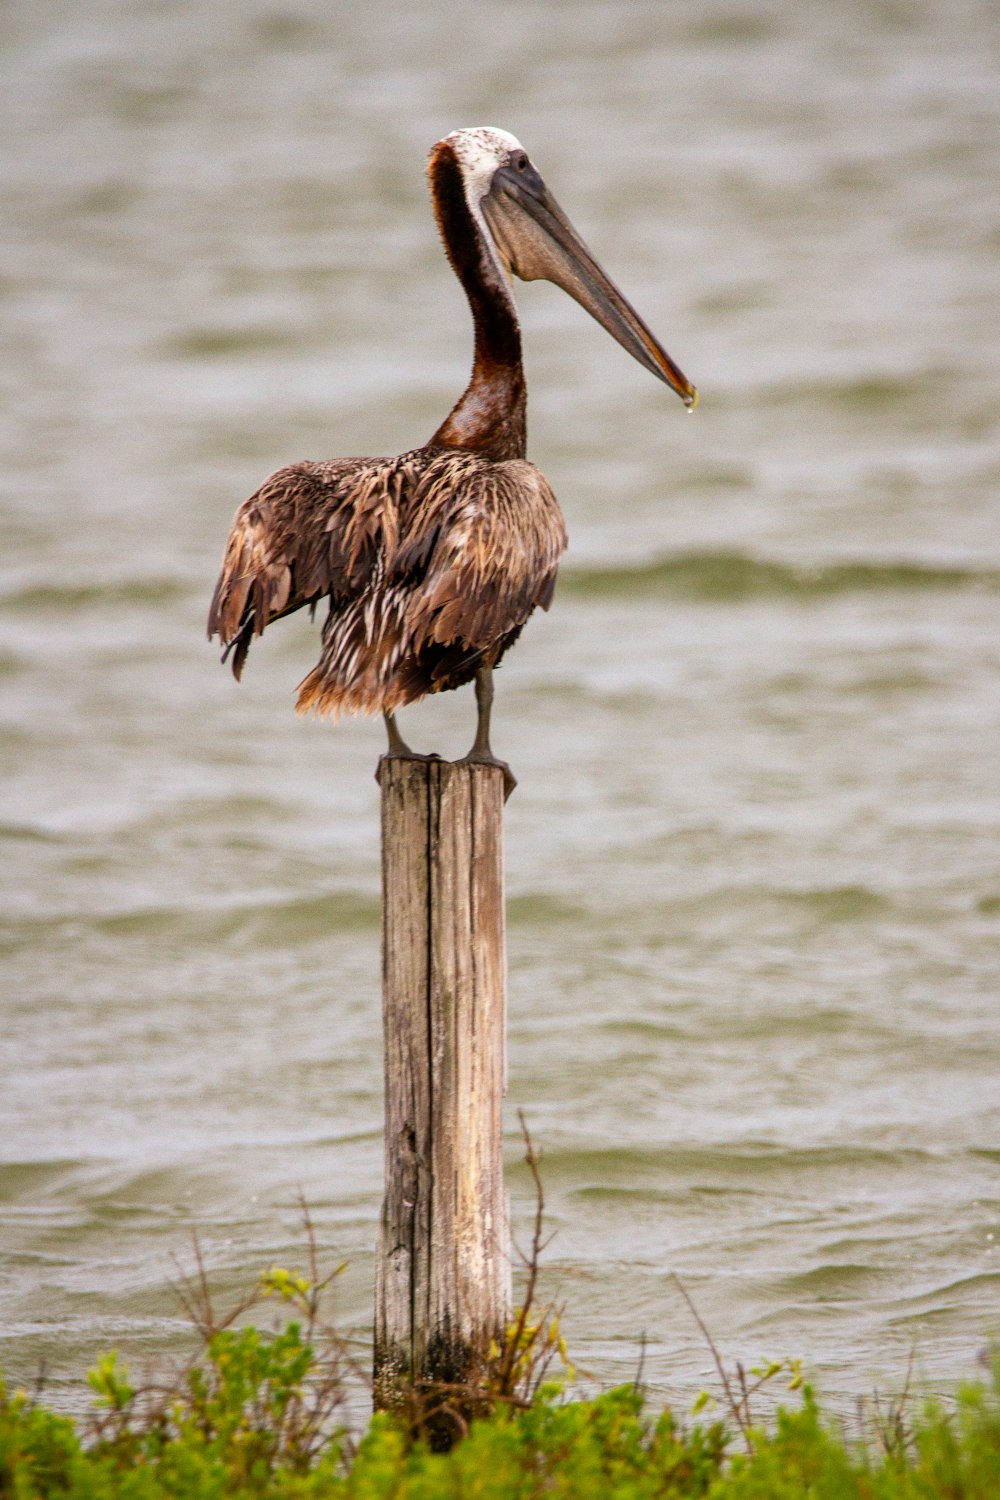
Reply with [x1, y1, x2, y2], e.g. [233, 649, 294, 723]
[456, 750, 517, 801]
[376, 747, 442, 779]
[385, 747, 442, 762]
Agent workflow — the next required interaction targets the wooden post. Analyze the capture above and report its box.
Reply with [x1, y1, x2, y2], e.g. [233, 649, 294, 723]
[373, 757, 511, 1408]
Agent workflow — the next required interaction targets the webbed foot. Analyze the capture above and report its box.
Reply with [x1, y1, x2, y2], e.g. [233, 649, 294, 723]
[456, 750, 517, 802]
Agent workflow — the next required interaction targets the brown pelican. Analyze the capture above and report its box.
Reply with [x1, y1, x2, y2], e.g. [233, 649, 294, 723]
[208, 127, 696, 789]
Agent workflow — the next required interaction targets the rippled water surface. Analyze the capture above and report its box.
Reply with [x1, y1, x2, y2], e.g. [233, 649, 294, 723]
[2, 0, 999, 1416]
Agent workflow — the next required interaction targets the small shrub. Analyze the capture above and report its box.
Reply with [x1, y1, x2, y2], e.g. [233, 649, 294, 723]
[3, 1351, 1000, 1498]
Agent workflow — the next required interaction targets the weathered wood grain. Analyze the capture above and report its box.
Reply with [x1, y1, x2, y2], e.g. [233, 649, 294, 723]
[373, 757, 511, 1406]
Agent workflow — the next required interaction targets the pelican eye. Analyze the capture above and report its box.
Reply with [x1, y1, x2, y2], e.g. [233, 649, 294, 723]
[511, 151, 529, 171]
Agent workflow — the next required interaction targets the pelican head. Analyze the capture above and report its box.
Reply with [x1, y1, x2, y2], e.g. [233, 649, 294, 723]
[440, 127, 698, 409]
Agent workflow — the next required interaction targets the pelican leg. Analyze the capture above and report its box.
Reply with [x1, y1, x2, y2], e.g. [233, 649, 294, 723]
[458, 665, 517, 800]
[382, 711, 440, 763]
[383, 710, 414, 756]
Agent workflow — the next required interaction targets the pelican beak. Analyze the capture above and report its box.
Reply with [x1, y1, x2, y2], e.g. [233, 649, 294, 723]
[483, 161, 698, 409]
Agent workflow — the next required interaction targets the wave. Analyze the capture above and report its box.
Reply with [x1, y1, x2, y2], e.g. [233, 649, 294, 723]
[0, 890, 380, 953]
[507, 1142, 935, 1190]
[8, 556, 991, 616]
[559, 549, 1000, 602]
[674, 881, 892, 922]
[4, 578, 188, 612]
[768, 1262, 890, 1297]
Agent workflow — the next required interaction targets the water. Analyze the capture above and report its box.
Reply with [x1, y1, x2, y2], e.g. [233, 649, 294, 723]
[2, 0, 999, 1420]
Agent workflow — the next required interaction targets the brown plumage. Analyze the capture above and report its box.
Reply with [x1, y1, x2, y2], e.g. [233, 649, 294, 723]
[209, 447, 564, 717]
[208, 127, 696, 774]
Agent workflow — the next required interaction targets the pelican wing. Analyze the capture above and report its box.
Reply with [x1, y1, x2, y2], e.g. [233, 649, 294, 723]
[207, 455, 414, 680]
[406, 459, 566, 654]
